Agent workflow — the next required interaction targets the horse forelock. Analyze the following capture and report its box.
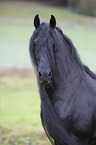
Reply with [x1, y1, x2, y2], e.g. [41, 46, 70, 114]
[31, 23, 57, 70]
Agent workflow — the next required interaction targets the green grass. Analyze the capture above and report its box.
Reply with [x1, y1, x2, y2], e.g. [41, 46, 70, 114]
[0, 76, 50, 145]
[0, 77, 40, 128]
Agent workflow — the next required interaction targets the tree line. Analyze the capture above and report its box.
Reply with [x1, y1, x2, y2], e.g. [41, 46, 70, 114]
[33, 0, 96, 16]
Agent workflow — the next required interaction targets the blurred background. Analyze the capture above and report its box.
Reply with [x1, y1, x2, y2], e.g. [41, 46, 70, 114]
[0, 0, 96, 145]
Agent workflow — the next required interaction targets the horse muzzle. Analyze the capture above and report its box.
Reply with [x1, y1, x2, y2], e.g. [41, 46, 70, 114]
[38, 71, 52, 85]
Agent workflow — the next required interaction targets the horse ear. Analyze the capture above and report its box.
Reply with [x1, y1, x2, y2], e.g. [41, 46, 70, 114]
[50, 15, 56, 28]
[34, 14, 40, 29]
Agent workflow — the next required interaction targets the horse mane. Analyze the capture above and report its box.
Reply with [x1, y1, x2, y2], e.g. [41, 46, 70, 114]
[84, 65, 96, 79]
[40, 85, 78, 145]
[29, 23, 55, 69]
[55, 27, 84, 70]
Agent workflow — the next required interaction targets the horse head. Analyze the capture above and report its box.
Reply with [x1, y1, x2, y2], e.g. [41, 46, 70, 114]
[30, 15, 57, 85]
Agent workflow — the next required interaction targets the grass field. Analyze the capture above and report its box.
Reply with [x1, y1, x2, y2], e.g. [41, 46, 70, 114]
[0, 76, 50, 145]
[0, 1, 96, 145]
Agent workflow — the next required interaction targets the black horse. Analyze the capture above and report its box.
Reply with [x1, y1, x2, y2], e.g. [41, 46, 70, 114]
[29, 14, 96, 145]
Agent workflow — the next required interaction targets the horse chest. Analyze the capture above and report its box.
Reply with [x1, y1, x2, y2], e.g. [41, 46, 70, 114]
[54, 100, 94, 138]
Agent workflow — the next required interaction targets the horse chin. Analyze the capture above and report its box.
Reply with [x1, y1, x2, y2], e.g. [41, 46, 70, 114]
[39, 79, 51, 86]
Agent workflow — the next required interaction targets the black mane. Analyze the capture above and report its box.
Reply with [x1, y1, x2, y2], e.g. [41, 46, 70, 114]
[55, 26, 84, 68]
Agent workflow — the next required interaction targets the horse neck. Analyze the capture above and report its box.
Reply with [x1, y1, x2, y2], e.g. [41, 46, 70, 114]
[38, 53, 84, 105]
[53, 44, 84, 89]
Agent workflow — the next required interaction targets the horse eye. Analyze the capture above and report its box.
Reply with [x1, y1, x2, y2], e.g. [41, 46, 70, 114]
[35, 54, 40, 63]
[35, 58, 39, 67]
[33, 42, 36, 46]
[53, 43, 57, 51]
[53, 43, 55, 49]
[53, 43, 58, 54]
[37, 57, 40, 62]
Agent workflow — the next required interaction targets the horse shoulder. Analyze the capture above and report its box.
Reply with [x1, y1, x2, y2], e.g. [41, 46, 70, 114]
[54, 81, 96, 135]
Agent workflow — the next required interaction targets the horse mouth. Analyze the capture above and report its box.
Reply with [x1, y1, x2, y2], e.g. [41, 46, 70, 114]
[39, 78, 51, 85]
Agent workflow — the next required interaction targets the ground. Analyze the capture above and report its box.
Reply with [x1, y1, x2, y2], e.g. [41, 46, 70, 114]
[0, 68, 35, 77]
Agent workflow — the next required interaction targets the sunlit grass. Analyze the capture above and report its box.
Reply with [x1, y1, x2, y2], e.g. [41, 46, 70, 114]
[0, 77, 40, 128]
[0, 126, 50, 145]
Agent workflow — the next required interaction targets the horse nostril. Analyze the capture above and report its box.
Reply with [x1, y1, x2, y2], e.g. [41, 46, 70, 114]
[39, 71, 52, 80]
[39, 71, 42, 78]
[48, 71, 52, 77]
